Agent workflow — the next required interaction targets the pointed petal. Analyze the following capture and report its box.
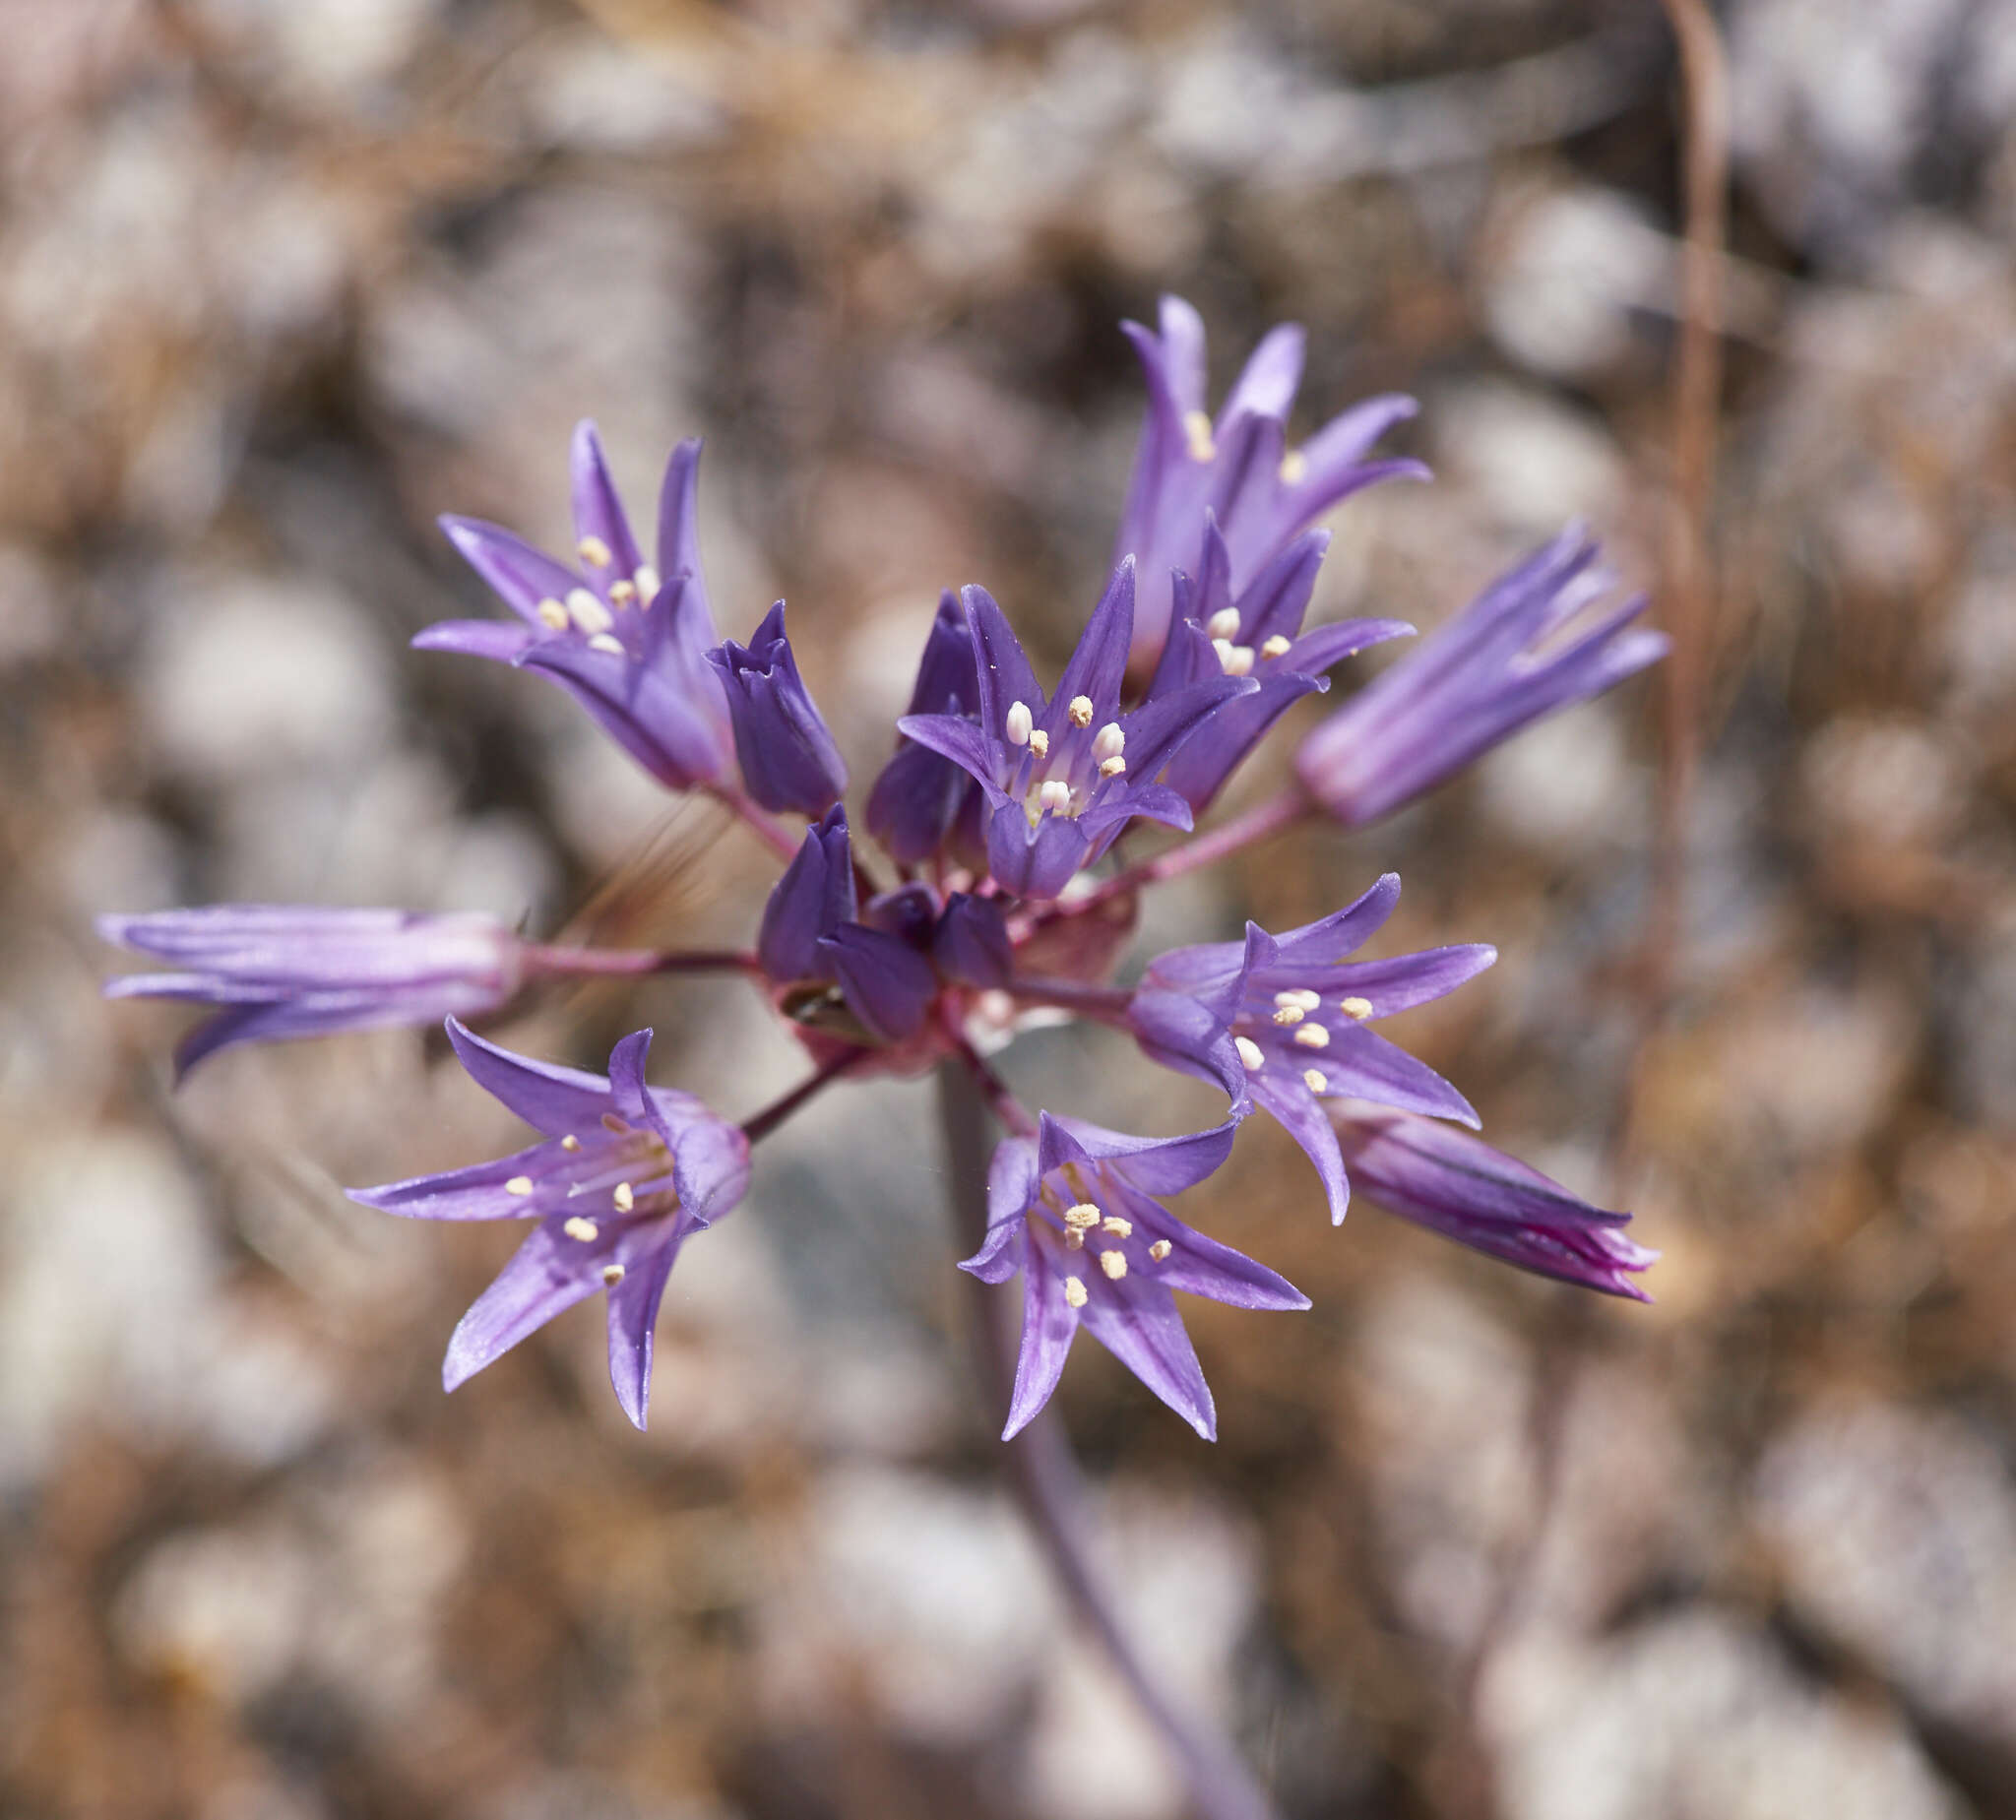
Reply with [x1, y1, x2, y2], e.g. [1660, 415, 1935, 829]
[438, 517, 583, 626]
[442, 1219, 607, 1391]
[893, 713, 1005, 796]
[411, 618, 542, 664]
[1002, 1244, 1079, 1440]
[446, 1017, 614, 1137]
[1248, 1072, 1352, 1224]
[517, 636, 729, 789]
[1059, 1117, 1238, 1195]
[1282, 617, 1415, 675]
[570, 420, 646, 582]
[1221, 322, 1305, 423]
[1313, 945, 1497, 1016]
[1105, 1178, 1312, 1308]
[1128, 986, 1249, 1109]
[1050, 559, 1135, 718]
[1305, 1024, 1480, 1126]
[605, 1236, 680, 1428]
[346, 1139, 555, 1222]
[758, 805, 855, 981]
[1267, 874, 1402, 964]
[654, 440, 710, 619]
[820, 924, 937, 1043]
[671, 1116, 751, 1225]
[1075, 1273, 1216, 1440]
[961, 585, 1044, 737]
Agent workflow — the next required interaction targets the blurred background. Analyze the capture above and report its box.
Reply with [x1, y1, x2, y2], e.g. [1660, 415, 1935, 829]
[4, 1, 2015, 1815]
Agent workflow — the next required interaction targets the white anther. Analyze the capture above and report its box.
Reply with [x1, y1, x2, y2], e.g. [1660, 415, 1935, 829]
[1260, 635, 1292, 659]
[1340, 996, 1374, 1021]
[1100, 1250, 1127, 1281]
[1039, 780, 1073, 817]
[1272, 1005, 1305, 1026]
[601, 1263, 626, 1287]
[1005, 700, 1034, 746]
[577, 534, 613, 568]
[1293, 1024, 1331, 1049]
[1064, 1277, 1089, 1308]
[588, 633, 625, 656]
[567, 587, 613, 635]
[1276, 988, 1320, 1012]
[506, 1176, 535, 1197]
[561, 1134, 581, 1151]
[1067, 695, 1095, 728]
[1205, 607, 1241, 642]
[1213, 639, 1254, 678]
[564, 1216, 599, 1241]
[612, 1182, 635, 1213]
[1279, 449, 1308, 485]
[1183, 408, 1217, 463]
[1101, 1217, 1132, 1237]
[1302, 1068, 1327, 1092]
[1063, 1203, 1102, 1228]
[634, 564, 661, 604]
[608, 578, 637, 606]
[1149, 1239, 1172, 1262]
[536, 597, 570, 630]
[1092, 722, 1125, 764]
[1234, 1036, 1265, 1071]
[1099, 756, 1127, 780]
[1029, 728, 1050, 758]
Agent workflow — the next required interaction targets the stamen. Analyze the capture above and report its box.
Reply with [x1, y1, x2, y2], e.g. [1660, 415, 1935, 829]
[1260, 634, 1292, 659]
[561, 1134, 582, 1152]
[1101, 1217, 1132, 1237]
[1272, 1005, 1305, 1026]
[1099, 756, 1126, 780]
[1100, 1250, 1127, 1281]
[506, 1176, 535, 1197]
[1029, 728, 1050, 758]
[1064, 1277, 1089, 1308]
[1279, 449, 1308, 485]
[536, 597, 570, 631]
[564, 1216, 599, 1242]
[1204, 607, 1241, 642]
[1065, 1228, 1084, 1250]
[612, 1182, 635, 1213]
[601, 1113, 631, 1134]
[567, 588, 613, 635]
[1039, 780, 1073, 817]
[1340, 996, 1374, 1021]
[1067, 695, 1095, 728]
[577, 534, 613, 568]
[634, 564, 662, 605]
[601, 1263, 626, 1287]
[1303, 1068, 1327, 1092]
[1149, 1239, 1172, 1262]
[1063, 1203, 1102, 1228]
[1183, 408, 1217, 463]
[608, 578, 638, 606]
[1275, 989, 1320, 1012]
[1092, 722, 1125, 764]
[1213, 639, 1255, 678]
[588, 633, 626, 656]
[1006, 700, 1034, 746]
[1234, 1036, 1265, 1071]
[1293, 1024, 1331, 1049]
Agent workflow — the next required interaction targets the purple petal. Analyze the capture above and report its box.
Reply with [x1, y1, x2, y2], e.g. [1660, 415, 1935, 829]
[1074, 1272, 1216, 1440]
[411, 618, 542, 664]
[570, 420, 647, 583]
[1104, 1178, 1311, 1309]
[960, 586, 1044, 737]
[1304, 945, 1497, 1016]
[604, 1235, 681, 1429]
[1247, 1071, 1353, 1224]
[438, 517, 583, 626]
[604, 1028, 655, 1125]
[1300, 1024, 1480, 1126]
[757, 805, 856, 983]
[655, 440, 709, 616]
[1054, 1116, 1239, 1196]
[893, 713, 1005, 798]
[346, 1141, 554, 1221]
[934, 893, 1011, 989]
[1220, 322, 1305, 423]
[442, 1218, 609, 1391]
[1281, 617, 1415, 676]
[820, 924, 937, 1043]
[984, 801, 1090, 902]
[1266, 874, 1402, 965]
[671, 1117, 752, 1226]
[517, 635, 730, 790]
[1002, 1242, 1079, 1440]
[1127, 987, 1250, 1112]
[445, 1017, 616, 1138]
[1048, 559, 1135, 721]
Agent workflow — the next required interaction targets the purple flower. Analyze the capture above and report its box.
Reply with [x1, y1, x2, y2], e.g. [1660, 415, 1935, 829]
[98, 906, 522, 1078]
[1333, 1105, 1656, 1298]
[1295, 527, 1670, 827]
[1143, 519, 1412, 812]
[349, 1020, 751, 1427]
[419, 422, 733, 791]
[865, 591, 983, 868]
[961, 1114, 1307, 1440]
[1129, 874, 1494, 1224]
[705, 600, 848, 817]
[897, 561, 1256, 900]
[1115, 294, 1428, 670]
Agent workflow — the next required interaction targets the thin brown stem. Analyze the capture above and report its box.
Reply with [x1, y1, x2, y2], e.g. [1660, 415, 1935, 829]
[1005, 976, 1133, 1022]
[520, 943, 762, 978]
[703, 781, 805, 862]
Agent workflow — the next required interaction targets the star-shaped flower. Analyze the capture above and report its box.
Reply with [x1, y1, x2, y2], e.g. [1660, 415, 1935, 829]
[960, 1114, 1307, 1440]
[420, 422, 734, 792]
[1129, 873, 1495, 1223]
[897, 560, 1255, 900]
[349, 1020, 750, 1428]
[1116, 294, 1427, 670]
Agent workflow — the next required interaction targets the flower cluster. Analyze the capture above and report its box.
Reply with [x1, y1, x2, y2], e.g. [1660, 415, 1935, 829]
[102, 299, 1663, 1436]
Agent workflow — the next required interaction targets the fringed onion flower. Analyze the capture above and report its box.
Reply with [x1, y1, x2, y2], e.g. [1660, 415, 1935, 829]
[960, 1114, 1307, 1440]
[349, 1021, 751, 1428]
[707, 600, 849, 817]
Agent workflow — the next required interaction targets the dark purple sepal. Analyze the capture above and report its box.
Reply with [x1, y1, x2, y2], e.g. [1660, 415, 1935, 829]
[818, 924, 937, 1043]
[933, 893, 1011, 989]
[706, 600, 849, 817]
[758, 805, 855, 983]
